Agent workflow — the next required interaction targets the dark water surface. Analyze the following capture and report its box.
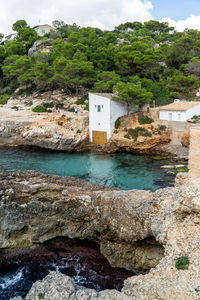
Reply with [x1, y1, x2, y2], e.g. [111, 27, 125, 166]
[0, 147, 174, 190]
[0, 238, 134, 300]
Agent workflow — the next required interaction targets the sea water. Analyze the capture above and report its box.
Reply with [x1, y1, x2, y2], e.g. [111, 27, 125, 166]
[0, 147, 174, 190]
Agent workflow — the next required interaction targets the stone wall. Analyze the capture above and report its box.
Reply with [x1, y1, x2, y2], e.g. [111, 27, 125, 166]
[188, 126, 200, 179]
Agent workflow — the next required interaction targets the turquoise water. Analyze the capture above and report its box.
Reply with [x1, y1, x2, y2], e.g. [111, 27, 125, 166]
[0, 147, 173, 190]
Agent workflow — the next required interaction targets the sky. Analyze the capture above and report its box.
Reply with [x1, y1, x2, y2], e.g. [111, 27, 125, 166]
[1, 0, 200, 35]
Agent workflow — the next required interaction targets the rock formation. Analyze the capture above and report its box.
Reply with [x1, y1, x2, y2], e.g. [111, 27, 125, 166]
[1, 170, 200, 299]
[11, 272, 132, 300]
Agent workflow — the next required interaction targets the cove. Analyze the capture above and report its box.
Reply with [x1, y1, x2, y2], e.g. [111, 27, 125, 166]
[0, 146, 174, 190]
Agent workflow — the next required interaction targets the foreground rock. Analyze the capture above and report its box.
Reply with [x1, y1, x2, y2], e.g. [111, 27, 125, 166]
[1, 171, 200, 299]
[11, 272, 132, 300]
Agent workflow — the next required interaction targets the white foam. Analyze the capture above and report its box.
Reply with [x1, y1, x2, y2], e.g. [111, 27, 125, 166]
[0, 268, 24, 289]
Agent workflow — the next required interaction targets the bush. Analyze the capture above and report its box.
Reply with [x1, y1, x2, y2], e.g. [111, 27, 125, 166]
[32, 105, 47, 113]
[128, 127, 152, 141]
[67, 117, 71, 121]
[57, 121, 63, 126]
[76, 96, 88, 105]
[114, 130, 118, 134]
[192, 115, 199, 120]
[124, 134, 130, 139]
[115, 117, 121, 129]
[175, 256, 189, 270]
[77, 129, 81, 134]
[38, 293, 45, 300]
[68, 107, 74, 112]
[61, 114, 66, 118]
[0, 94, 10, 105]
[11, 106, 18, 110]
[138, 115, 154, 124]
[158, 124, 167, 131]
[43, 102, 54, 108]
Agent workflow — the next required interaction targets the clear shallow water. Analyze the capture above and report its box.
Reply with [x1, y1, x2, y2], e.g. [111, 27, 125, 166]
[0, 147, 173, 190]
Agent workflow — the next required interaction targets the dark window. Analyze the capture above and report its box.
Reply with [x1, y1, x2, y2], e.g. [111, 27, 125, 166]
[97, 105, 101, 112]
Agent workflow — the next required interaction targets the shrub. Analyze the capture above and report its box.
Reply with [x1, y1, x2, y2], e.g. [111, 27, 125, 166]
[11, 106, 18, 110]
[76, 96, 87, 105]
[124, 128, 128, 132]
[38, 293, 45, 300]
[57, 121, 63, 126]
[115, 117, 121, 129]
[67, 117, 71, 121]
[114, 130, 118, 134]
[128, 127, 152, 141]
[47, 109, 52, 113]
[124, 134, 130, 139]
[175, 256, 189, 270]
[138, 115, 154, 125]
[0, 94, 10, 105]
[43, 102, 54, 108]
[61, 114, 66, 118]
[68, 107, 74, 112]
[77, 129, 81, 134]
[158, 124, 167, 131]
[32, 105, 47, 113]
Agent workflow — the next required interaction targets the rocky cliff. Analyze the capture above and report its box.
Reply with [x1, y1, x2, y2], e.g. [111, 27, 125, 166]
[1, 170, 200, 299]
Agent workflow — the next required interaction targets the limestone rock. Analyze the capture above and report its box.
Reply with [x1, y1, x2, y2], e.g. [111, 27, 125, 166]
[23, 271, 132, 300]
[3, 170, 200, 299]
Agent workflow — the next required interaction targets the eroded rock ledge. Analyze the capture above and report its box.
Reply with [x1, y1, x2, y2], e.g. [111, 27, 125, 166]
[1, 171, 200, 299]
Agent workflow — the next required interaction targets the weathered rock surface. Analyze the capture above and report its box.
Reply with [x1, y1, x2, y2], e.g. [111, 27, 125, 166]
[2, 171, 200, 299]
[108, 113, 171, 153]
[0, 92, 90, 151]
[11, 272, 132, 300]
[0, 171, 163, 272]
[28, 39, 54, 57]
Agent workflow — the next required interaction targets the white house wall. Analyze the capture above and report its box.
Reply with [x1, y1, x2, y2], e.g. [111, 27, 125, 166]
[159, 110, 186, 122]
[186, 105, 200, 120]
[110, 100, 129, 132]
[89, 93, 111, 141]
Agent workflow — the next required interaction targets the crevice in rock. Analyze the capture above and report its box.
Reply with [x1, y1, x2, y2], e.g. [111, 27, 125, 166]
[0, 236, 165, 299]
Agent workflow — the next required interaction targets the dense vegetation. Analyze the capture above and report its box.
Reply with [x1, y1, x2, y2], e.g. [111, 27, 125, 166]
[1, 19, 200, 107]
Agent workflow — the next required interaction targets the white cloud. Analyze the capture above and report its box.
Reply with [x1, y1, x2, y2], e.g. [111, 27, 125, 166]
[0, 0, 153, 35]
[161, 14, 200, 32]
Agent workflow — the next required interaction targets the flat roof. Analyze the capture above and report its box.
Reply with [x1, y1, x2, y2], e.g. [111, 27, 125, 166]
[159, 101, 200, 111]
[92, 93, 116, 100]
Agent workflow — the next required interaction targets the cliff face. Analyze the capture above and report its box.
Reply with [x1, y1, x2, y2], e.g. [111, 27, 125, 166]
[2, 171, 200, 299]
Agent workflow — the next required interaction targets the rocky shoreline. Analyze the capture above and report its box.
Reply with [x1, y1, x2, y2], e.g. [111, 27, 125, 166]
[1, 170, 200, 299]
[0, 91, 189, 157]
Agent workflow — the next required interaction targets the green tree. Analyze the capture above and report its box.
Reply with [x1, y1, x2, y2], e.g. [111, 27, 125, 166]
[113, 81, 153, 113]
[93, 71, 120, 92]
[4, 41, 26, 56]
[2, 55, 33, 84]
[12, 19, 38, 50]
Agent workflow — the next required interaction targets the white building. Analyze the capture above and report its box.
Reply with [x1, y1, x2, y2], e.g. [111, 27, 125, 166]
[159, 101, 200, 122]
[33, 24, 55, 37]
[89, 93, 133, 145]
